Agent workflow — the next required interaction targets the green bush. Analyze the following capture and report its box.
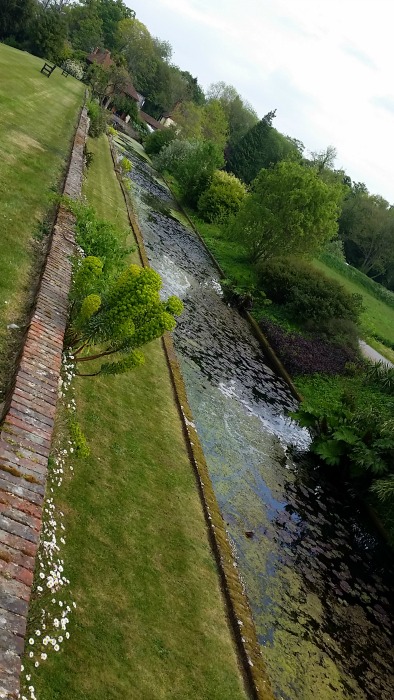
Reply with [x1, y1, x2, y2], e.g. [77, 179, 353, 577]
[87, 100, 107, 138]
[69, 264, 184, 377]
[154, 139, 224, 207]
[259, 257, 364, 329]
[197, 170, 247, 223]
[293, 398, 394, 498]
[144, 127, 177, 155]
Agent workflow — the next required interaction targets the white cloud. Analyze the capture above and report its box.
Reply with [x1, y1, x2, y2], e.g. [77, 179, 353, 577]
[127, 0, 394, 201]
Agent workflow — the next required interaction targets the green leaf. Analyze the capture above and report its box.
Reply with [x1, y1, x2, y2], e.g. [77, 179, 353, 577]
[312, 438, 345, 466]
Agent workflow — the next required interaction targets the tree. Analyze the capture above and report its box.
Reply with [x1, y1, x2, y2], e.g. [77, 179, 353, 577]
[180, 70, 205, 105]
[197, 170, 247, 223]
[87, 62, 129, 105]
[67, 2, 103, 53]
[227, 160, 344, 263]
[117, 17, 158, 94]
[89, 0, 134, 51]
[308, 145, 337, 174]
[0, 0, 35, 40]
[29, 3, 68, 62]
[171, 101, 203, 139]
[201, 99, 229, 151]
[206, 82, 258, 146]
[144, 127, 177, 155]
[339, 190, 394, 278]
[226, 111, 300, 184]
[112, 93, 138, 121]
[155, 139, 224, 206]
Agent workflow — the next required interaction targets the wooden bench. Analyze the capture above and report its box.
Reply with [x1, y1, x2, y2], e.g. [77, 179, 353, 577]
[40, 62, 56, 78]
[61, 69, 69, 78]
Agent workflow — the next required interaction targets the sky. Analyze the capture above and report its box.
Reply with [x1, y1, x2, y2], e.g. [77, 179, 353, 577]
[126, 0, 394, 203]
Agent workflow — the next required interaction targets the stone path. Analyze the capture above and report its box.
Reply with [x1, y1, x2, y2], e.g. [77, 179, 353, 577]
[0, 108, 88, 699]
[359, 340, 394, 367]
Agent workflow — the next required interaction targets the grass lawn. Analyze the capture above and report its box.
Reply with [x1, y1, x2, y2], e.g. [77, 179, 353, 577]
[0, 43, 84, 397]
[27, 135, 247, 700]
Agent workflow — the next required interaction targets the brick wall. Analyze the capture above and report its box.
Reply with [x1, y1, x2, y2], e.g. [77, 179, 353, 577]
[0, 107, 88, 699]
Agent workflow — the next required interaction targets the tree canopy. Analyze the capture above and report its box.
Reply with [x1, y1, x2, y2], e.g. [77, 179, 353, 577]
[227, 160, 344, 263]
[226, 111, 301, 184]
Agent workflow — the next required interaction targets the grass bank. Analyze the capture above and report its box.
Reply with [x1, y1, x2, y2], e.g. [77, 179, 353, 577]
[27, 134, 247, 700]
[0, 43, 84, 398]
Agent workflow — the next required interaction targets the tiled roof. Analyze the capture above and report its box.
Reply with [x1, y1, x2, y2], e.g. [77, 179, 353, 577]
[140, 111, 165, 130]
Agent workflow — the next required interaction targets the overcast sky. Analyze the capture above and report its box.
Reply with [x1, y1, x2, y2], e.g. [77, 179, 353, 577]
[127, 0, 394, 202]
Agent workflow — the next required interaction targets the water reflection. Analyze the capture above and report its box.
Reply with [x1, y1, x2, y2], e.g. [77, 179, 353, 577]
[117, 137, 394, 700]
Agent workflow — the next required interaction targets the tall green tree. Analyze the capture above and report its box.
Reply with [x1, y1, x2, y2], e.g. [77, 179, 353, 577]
[201, 99, 229, 151]
[88, 0, 134, 51]
[226, 110, 300, 184]
[117, 17, 158, 94]
[206, 82, 258, 146]
[67, 1, 103, 52]
[181, 70, 205, 105]
[339, 190, 394, 278]
[227, 160, 344, 263]
[29, 3, 68, 61]
[0, 0, 35, 40]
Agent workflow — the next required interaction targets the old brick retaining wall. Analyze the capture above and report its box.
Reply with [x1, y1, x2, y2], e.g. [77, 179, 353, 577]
[0, 107, 88, 699]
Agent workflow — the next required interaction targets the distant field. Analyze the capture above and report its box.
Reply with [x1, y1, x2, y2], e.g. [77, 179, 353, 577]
[313, 257, 394, 354]
[0, 43, 84, 395]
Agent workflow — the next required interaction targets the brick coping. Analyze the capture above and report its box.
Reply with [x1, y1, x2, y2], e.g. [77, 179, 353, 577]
[0, 107, 88, 699]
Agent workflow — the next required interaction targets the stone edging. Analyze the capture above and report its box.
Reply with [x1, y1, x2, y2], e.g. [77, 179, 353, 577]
[110, 140, 274, 700]
[0, 107, 88, 699]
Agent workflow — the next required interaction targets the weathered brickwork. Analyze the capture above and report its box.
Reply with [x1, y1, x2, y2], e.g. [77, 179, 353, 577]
[0, 107, 88, 699]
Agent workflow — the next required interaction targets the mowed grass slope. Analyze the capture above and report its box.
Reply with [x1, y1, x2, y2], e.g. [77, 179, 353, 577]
[0, 43, 83, 394]
[31, 135, 247, 700]
[313, 257, 394, 359]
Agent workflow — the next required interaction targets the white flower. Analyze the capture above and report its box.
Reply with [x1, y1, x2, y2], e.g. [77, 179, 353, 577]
[29, 638, 34, 645]
[54, 644, 60, 651]
[41, 653, 47, 660]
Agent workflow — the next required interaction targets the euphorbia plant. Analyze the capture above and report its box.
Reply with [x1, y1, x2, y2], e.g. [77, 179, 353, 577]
[67, 261, 183, 376]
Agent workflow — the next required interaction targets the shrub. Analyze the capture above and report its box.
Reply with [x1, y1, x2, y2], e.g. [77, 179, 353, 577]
[144, 127, 177, 155]
[62, 59, 84, 80]
[69, 264, 184, 377]
[293, 400, 394, 492]
[259, 257, 364, 329]
[259, 318, 358, 376]
[154, 139, 224, 207]
[197, 170, 247, 223]
[221, 278, 269, 311]
[87, 100, 107, 138]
